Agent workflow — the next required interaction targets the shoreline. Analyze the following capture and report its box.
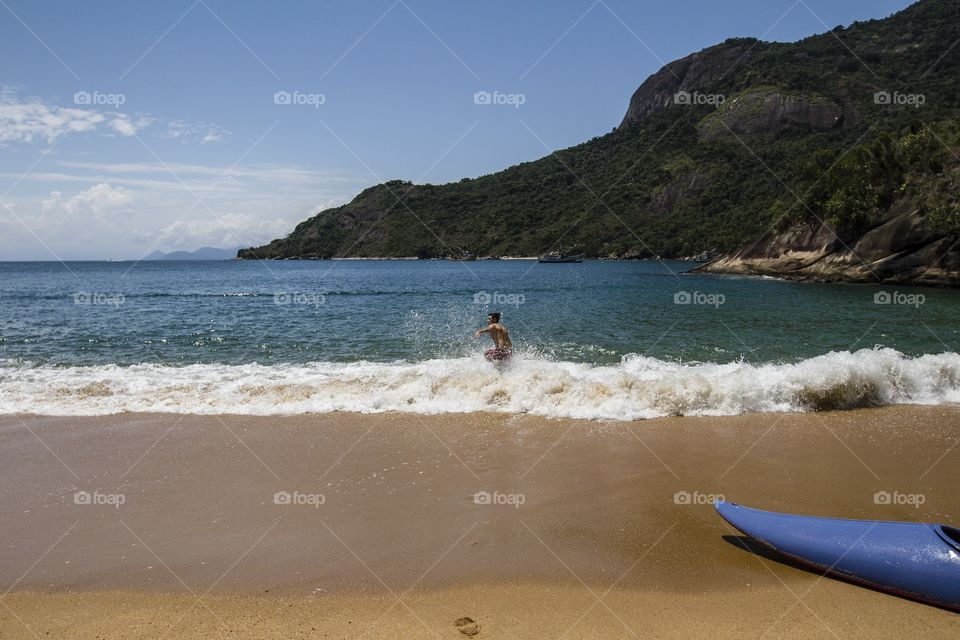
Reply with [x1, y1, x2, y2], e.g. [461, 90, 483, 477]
[227, 254, 960, 287]
[2, 407, 959, 637]
[693, 258, 960, 288]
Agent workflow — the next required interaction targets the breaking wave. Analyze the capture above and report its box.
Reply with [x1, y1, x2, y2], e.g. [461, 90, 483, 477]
[1, 347, 958, 420]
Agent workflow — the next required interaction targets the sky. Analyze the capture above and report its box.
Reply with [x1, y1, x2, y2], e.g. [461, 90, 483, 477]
[0, 0, 916, 260]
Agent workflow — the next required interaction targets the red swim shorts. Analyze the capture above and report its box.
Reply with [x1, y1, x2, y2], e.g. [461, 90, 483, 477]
[484, 348, 513, 362]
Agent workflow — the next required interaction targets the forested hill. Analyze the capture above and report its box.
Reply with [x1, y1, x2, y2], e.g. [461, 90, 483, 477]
[240, 0, 960, 283]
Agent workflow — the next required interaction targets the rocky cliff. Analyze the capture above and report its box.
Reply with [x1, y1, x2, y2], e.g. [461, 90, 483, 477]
[697, 88, 845, 140]
[617, 41, 754, 128]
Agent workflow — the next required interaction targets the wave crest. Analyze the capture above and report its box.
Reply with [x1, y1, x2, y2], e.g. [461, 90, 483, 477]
[1, 348, 958, 420]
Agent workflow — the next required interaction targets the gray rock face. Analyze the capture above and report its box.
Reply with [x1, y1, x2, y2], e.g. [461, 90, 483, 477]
[698, 90, 844, 140]
[618, 42, 752, 129]
[698, 209, 960, 286]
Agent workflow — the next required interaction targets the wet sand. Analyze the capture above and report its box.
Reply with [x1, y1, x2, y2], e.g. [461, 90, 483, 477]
[1, 406, 958, 638]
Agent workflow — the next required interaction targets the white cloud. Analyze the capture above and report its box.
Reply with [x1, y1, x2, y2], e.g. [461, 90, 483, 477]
[108, 117, 139, 137]
[0, 163, 363, 199]
[0, 101, 109, 144]
[164, 120, 189, 140]
[0, 88, 226, 145]
[0, 86, 364, 258]
[153, 213, 292, 252]
[0, 183, 137, 259]
[0, 171, 238, 193]
[201, 130, 223, 145]
[40, 183, 134, 222]
[163, 120, 230, 145]
[55, 161, 361, 186]
[0, 160, 366, 260]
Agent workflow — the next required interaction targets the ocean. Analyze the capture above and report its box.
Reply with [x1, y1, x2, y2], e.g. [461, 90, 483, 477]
[1, 259, 958, 420]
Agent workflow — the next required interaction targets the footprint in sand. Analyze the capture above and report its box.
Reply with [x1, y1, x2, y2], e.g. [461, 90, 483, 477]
[454, 616, 480, 636]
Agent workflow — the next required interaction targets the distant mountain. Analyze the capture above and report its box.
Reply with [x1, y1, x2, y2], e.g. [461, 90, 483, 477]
[239, 0, 960, 285]
[145, 247, 241, 261]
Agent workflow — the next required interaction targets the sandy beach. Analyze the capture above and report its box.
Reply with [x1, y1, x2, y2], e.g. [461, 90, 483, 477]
[1, 406, 958, 638]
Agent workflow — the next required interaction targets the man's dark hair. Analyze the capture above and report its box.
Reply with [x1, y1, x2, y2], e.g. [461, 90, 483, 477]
[488, 312, 501, 322]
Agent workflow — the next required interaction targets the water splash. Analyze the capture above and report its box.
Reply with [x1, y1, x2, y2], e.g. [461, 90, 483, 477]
[1, 347, 958, 420]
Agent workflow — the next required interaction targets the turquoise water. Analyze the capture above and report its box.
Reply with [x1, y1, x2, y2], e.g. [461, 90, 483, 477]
[1, 260, 958, 418]
[2, 259, 956, 364]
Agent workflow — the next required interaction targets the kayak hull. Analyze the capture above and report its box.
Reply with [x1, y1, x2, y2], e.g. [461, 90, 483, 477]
[716, 501, 960, 611]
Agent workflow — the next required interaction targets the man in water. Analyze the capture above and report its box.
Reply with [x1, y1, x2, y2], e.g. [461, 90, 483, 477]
[475, 312, 513, 362]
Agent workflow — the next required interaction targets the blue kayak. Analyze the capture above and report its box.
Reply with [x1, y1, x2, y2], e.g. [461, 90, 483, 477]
[715, 501, 960, 611]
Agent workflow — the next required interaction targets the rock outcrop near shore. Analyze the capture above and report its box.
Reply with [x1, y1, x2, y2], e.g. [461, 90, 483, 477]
[698, 208, 960, 286]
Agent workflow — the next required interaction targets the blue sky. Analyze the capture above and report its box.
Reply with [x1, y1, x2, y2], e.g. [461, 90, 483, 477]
[0, 0, 914, 259]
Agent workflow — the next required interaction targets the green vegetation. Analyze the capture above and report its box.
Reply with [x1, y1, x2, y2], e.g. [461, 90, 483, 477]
[240, 0, 960, 260]
[798, 122, 960, 239]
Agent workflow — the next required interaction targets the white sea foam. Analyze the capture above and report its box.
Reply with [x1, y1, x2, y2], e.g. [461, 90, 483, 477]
[1, 348, 958, 420]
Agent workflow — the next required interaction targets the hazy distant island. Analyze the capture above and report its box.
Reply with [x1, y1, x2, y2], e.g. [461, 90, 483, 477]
[239, 0, 959, 286]
[145, 246, 242, 261]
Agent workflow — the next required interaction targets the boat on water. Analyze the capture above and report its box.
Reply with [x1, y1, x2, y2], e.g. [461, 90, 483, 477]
[449, 249, 476, 261]
[538, 251, 585, 263]
[716, 501, 960, 611]
[693, 251, 713, 262]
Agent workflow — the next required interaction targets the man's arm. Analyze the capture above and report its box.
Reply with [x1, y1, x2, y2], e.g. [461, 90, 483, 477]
[474, 326, 492, 337]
